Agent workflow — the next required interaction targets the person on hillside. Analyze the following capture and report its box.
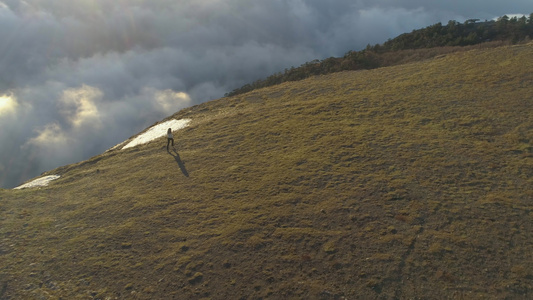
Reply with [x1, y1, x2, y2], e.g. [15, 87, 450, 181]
[167, 128, 174, 150]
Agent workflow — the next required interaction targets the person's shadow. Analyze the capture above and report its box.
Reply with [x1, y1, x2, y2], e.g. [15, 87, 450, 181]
[167, 148, 189, 177]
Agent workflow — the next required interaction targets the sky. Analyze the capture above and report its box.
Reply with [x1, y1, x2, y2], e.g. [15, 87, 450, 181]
[0, 0, 531, 188]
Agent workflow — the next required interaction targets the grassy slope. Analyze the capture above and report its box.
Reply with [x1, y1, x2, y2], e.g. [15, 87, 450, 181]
[1, 43, 532, 299]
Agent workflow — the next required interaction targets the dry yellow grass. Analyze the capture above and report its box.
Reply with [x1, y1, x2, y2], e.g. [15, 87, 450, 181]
[1, 43, 532, 299]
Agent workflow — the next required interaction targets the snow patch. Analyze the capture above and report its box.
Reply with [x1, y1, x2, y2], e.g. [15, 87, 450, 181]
[14, 175, 61, 189]
[122, 119, 191, 150]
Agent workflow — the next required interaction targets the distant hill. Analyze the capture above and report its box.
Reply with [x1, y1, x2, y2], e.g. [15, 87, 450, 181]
[1, 42, 532, 299]
[226, 14, 533, 97]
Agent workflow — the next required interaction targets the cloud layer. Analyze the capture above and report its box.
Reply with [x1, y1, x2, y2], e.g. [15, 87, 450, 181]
[0, 0, 530, 188]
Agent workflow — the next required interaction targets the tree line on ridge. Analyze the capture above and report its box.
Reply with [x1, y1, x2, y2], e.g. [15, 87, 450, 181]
[225, 14, 533, 97]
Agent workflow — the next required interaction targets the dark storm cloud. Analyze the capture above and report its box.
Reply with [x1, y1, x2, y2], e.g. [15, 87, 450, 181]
[0, 0, 530, 188]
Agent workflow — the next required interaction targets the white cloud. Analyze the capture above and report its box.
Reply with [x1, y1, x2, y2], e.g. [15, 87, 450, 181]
[152, 88, 192, 111]
[26, 122, 69, 148]
[59, 85, 103, 128]
[0, 93, 17, 116]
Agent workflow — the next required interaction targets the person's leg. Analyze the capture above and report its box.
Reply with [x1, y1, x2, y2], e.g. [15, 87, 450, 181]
[167, 138, 170, 149]
[171, 138, 174, 146]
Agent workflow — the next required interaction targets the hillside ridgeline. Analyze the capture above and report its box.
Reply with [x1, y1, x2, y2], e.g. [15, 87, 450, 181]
[226, 14, 533, 97]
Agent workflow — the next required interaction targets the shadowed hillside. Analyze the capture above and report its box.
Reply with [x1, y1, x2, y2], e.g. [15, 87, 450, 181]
[1, 43, 532, 299]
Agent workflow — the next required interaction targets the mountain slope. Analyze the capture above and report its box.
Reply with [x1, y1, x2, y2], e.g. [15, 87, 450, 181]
[1, 43, 532, 299]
